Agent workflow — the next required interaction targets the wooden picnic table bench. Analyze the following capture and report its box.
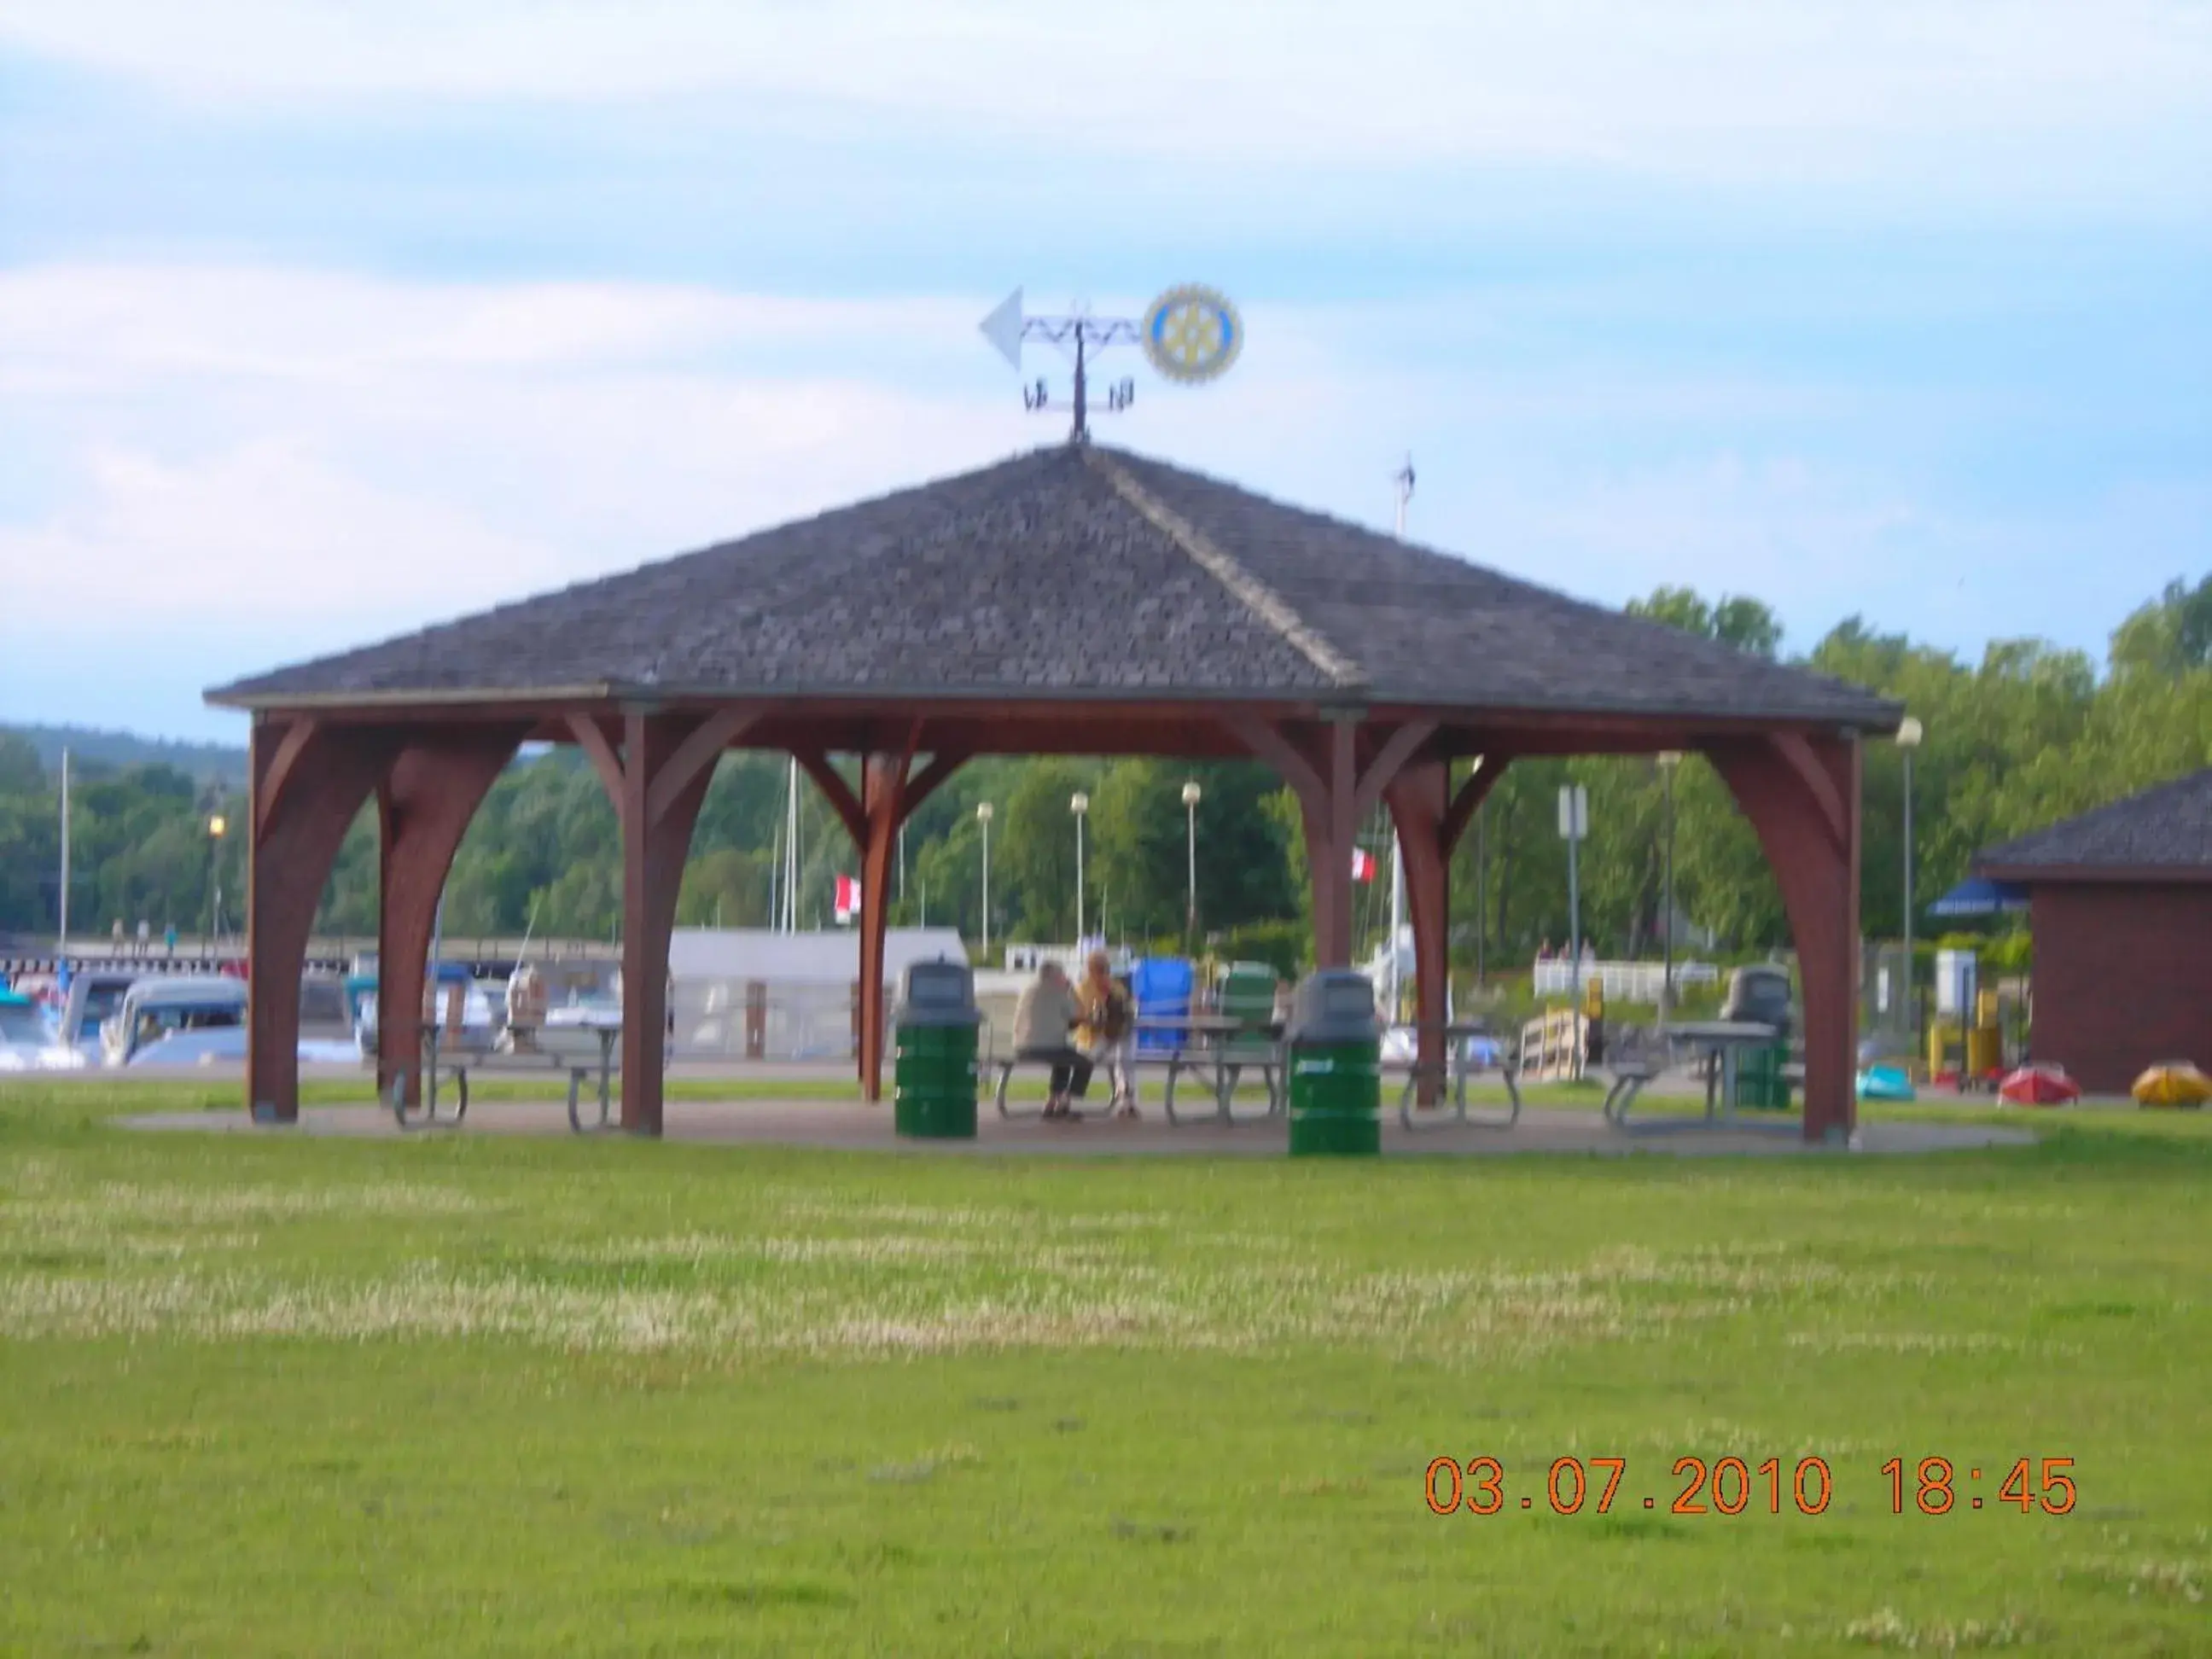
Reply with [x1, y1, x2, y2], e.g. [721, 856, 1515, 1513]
[1389, 1022, 1524, 1131]
[1598, 1056, 1663, 1123]
[989, 1015, 1285, 1124]
[1602, 1020, 1782, 1129]
[397, 1021, 622, 1134]
[1143, 1014, 1284, 1126]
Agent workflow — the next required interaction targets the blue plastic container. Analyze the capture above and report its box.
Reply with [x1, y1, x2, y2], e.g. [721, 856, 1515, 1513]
[1131, 958, 1193, 1053]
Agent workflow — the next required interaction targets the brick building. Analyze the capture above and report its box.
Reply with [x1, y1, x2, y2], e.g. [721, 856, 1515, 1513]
[1978, 768, 2212, 1093]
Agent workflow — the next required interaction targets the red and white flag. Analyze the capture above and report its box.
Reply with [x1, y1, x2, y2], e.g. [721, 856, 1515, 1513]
[1350, 848, 1377, 882]
[833, 874, 861, 921]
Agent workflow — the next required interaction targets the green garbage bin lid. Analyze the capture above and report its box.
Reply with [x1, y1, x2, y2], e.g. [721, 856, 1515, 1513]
[894, 958, 981, 1027]
[1284, 969, 1380, 1046]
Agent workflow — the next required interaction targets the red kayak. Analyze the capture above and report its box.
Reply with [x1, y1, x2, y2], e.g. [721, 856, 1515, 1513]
[1998, 1064, 2081, 1107]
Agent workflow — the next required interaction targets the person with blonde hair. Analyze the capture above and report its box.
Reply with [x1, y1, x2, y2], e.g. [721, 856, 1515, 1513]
[1078, 949, 1138, 1118]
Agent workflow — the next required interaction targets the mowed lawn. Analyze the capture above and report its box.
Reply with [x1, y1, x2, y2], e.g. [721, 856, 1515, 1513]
[1, 1083, 2207, 1656]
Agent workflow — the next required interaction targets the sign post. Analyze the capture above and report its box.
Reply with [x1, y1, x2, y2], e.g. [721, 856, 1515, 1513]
[1558, 783, 1590, 1074]
[1557, 783, 1588, 988]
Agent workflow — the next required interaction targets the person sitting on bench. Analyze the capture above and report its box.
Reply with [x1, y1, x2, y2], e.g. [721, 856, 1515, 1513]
[1013, 961, 1091, 1121]
[1078, 949, 1138, 1119]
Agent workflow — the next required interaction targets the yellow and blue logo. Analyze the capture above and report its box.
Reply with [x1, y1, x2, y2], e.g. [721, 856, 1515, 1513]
[1141, 284, 1243, 384]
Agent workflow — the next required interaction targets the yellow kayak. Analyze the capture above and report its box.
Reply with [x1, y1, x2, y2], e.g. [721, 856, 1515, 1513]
[2133, 1062, 2212, 1108]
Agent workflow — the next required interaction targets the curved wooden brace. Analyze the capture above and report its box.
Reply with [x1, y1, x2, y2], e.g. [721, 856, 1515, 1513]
[252, 716, 323, 841]
[1353, 719, 1438, 821]
[1441, 754, 1511, 853]
[1772, 731, 1848, 853]
[647, 705, 762, 830]
[1223, 714, 1324, 811]
[565, 713, 626, 808]
[901, 748, 970, 818]
[792, 749, 868, 848]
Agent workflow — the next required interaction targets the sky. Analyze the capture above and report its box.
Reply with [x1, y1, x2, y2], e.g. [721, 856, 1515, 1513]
[1, 2, 2207, 743]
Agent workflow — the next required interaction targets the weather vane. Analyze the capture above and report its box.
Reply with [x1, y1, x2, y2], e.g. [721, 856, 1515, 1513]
[978, 283, 1243, 442]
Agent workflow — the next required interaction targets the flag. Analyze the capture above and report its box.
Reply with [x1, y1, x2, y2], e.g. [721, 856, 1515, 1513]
[1351, 848, 1377, 882]
[833, 874, 861, 922]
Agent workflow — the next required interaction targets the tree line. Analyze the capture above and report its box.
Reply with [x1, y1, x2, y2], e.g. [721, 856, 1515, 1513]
[4, 575, 2207, 972]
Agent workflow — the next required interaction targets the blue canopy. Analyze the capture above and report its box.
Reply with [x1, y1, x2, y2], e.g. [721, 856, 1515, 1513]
[1928, 876, 2029, 918]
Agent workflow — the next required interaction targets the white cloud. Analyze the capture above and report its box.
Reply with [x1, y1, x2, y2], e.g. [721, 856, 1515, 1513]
[4, 441, 547, 622]
[0, 265, 975, 388]
[1, 1, 2204, 186]
[0, 259, 2192, 736]
[0, 265, 1035, 661]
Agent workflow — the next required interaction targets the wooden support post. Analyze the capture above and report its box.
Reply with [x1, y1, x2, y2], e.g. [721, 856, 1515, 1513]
[245, 718, 396, 1123]
[1312, 718, 1359, 967]
[793, 731, 963, 1103]
[1386, 755, 1509, 1104]
[856, 733, 922, 1102]
[1707, 733, 1863, 1144]
[375, 731, 524, 1107]
[1224, 713, 1364, 969]
[573, 706, 759, 1137]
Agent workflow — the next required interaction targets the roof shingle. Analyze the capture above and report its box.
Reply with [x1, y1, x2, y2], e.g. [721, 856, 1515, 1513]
[207, 443, 1897, 729]
[1979, 768, 2212, 874]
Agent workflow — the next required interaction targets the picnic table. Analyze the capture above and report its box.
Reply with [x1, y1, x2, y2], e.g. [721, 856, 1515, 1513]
[1604, 1019, 1781, 1127]
[399, 1019, 622, 1134]
[1391, 1022, 1523, 1132]
[1137, 1013, 1286, 1126]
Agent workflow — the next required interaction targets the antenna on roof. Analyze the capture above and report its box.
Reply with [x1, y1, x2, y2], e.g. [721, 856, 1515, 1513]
[1393, 454, 1416, 539]
[978, 283, 1243, 444]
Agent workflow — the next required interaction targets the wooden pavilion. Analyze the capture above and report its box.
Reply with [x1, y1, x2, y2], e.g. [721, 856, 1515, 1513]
[206, 442, 1899, 1141]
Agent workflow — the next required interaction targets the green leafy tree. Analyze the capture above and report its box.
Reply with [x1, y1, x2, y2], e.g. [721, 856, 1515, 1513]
[2110, 574, 2212, 676]
[996, 760, 1095, 940]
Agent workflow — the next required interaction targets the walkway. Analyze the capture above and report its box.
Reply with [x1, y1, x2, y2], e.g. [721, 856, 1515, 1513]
[119, 1096, 2034, 1158]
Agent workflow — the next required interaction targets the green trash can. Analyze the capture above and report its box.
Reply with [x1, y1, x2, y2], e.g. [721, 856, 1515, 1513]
[1285, 969, 1382, 1158]
[1737, 1042, 1794, 1111]
[893, 959, 981, 1140]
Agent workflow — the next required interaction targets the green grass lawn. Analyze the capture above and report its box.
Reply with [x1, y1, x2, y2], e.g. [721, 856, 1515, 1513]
[1, 1083, 2207, 1656]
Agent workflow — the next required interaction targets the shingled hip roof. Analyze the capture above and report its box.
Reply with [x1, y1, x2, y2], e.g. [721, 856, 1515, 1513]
[1978, 767, 2212, 876]
[207, 443, 1897, 729]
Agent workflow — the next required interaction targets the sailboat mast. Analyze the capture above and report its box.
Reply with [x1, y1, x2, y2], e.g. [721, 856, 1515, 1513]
[1385, 457, 1415, 1022]
[783, 757, 800, 933]
[58, 748, 70, 952]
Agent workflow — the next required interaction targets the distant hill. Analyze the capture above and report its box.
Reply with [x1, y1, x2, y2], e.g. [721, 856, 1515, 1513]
[3, 724, 249, 787]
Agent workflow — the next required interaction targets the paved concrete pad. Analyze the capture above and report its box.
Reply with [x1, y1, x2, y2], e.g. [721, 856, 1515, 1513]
[119, 1096, 2035, 1158]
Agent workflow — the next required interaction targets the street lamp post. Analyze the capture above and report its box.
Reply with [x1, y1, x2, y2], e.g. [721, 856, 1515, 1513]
[975, 802, 994, 962]
[1070, 792, 1090, 944]
[1897, 716, 1924, 1047]
[206, 812, 228, 946]
[1181, 779, 1202, 946]
[1656, 751, 1683, 1021]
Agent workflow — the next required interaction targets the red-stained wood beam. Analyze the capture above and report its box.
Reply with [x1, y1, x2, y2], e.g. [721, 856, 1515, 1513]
[251, 715, 323, 842]
[1352, 719, 1438, 821]
[646, 705, 761, 830]
[1705, 733, 1862, 1144]
[792, 748, 868, 847]
[1441, 754, 1511, 853]
[1772, 731, 1848, 854]
[1224, 714, 1325, 809]
[900, 748, 970, 818]
[1312, 719, 1359, 966]
[565, 713, 626, 806]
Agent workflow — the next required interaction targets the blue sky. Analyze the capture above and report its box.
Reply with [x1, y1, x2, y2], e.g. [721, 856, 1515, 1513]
[1, 2, 2207, 742]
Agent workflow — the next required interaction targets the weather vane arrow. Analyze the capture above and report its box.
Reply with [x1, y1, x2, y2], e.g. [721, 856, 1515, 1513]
[977, 283, 1244, 442]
